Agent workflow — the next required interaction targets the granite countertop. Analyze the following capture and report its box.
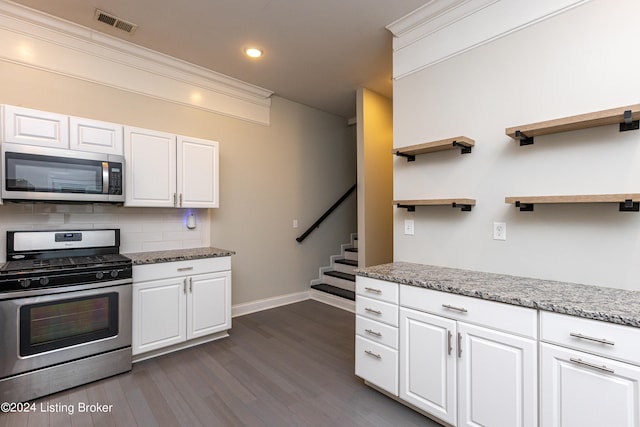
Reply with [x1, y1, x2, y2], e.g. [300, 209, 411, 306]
[124, 247, 235, 265]
[356, 262, 640, 328]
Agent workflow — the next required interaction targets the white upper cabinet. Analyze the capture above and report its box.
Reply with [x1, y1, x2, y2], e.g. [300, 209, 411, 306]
[2, 105, 69, 149]
[69, 116, 123, 155]
[124, 127, 219, 208]
[124, 126, 176, 207]
[177, 136, 219, 208]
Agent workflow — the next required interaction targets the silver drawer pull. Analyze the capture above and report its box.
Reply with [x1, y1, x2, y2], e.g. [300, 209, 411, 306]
[364, 287, 382, 294]
[365, 350, 381, 359]
[365, 329, 382, 337]
[569, 358, 615, 374]
[177, 266, 194, 272]
[447, 330, 453, 356]
[442, 304, 468, 313]
[365, 308, 382, 315]
[569, 332, 615, 346]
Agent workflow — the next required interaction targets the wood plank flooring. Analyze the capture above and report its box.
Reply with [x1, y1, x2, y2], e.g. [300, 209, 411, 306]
[1, 300, 440, 427]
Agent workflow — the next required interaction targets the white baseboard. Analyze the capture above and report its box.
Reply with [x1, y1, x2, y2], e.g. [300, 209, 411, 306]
[232, 290, 310, 318]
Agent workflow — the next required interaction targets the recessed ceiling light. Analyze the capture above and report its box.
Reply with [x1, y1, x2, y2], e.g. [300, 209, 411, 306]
[245, 47, 263, 58]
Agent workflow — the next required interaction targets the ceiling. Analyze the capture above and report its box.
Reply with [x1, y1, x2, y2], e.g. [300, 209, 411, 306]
[8, 0, 428, 119]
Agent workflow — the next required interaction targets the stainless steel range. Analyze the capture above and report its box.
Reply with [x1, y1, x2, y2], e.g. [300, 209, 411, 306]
[0, 229, 132, 403]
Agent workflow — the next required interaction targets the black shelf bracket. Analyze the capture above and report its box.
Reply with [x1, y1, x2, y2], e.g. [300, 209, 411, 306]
[515, 130, 534, 146]
[395, 151, 416, 162]
[452, 141, 472, 154]
[619, 110, 639, 132]
[451, 202, 472, 211]
[515, 201, 534, 211]
[619, 199, 640, 212]
[397, 204, 416, 212]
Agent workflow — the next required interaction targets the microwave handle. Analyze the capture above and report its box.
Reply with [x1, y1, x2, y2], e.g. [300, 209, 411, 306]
[102, 162, 109, 194]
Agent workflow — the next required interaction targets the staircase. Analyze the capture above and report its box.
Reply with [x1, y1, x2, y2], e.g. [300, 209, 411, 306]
[310, 234, 358, 312]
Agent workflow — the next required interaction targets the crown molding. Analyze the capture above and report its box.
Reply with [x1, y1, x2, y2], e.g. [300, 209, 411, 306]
[387, 0, 592, 79]
[0, 0, 273, 125]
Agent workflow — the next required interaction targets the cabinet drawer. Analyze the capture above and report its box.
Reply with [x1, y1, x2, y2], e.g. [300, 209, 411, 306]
[356, 295, 398, 327]
[133, 257, 231, 282]
[356, 315, 398, 349]
[540, 311, 640, 366]
[355, 336, 398, 396]
[400, 285, 537, 339]
[356, 276, 398, 304]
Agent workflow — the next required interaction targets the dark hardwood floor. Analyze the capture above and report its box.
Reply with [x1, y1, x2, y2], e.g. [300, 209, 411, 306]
[1, 300, 440, 427]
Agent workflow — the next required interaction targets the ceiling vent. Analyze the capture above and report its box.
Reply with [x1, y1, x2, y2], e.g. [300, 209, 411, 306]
[94, 9, 137, 34]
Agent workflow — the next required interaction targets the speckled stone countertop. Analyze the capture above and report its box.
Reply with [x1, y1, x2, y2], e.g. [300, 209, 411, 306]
[124, 247, 235, 265]
[356, 262, 640, 328]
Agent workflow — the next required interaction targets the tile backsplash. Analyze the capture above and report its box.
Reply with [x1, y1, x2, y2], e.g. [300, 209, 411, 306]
[0, 203, 210, 261]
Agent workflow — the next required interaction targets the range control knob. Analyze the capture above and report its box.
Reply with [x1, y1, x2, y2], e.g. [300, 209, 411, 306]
[96, 271, 104, 280]
[110, 270, 119, 278]
[19, 278, 31, 288]
[39, 277, 50, 286]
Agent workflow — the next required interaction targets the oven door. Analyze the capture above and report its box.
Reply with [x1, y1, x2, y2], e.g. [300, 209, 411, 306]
[0, 283, 131, 379]
[1, 143, 124, 203]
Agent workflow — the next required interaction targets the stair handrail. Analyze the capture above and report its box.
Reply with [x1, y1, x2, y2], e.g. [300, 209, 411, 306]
[296, 183, 357, 243]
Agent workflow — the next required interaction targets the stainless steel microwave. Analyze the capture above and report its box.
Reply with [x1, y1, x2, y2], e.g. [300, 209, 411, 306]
[1, 143, 124, 203]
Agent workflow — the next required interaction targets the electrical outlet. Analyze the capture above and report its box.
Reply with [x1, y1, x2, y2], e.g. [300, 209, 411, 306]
[293, 219, 299, 229]
[404, 219, 415, 235]
[493, 222, 506, 240]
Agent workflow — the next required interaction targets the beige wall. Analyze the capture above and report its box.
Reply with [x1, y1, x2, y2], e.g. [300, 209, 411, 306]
[0, 61, 357, 305]
[357, 88, 393, 267]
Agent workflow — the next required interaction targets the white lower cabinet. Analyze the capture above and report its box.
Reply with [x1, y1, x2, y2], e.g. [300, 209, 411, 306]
[355, 277, 399, 396]
[540, 312, 640, 427]
[132, 257, 231, 358]
[397, 285, 537, 427]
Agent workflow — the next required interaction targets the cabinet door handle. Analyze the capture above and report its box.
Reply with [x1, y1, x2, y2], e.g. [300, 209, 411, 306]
[569, 332, 615, 346]
[364, 287, 382, 294]
[189, 277, 193, 293]
[569, 358, 615, 374]
[364, 308, 382, 315]
[447, 330, 453, 356]
[364, 350, 381, 359]
[173, 193, 177, 207]
[365, 329, 382, 337]
[183, 278, 187, 294]
[442, 304, 468, 313]
[457, 332, 462, 358]
[179, 193, 183, 207]
[177, 267, 194, 272]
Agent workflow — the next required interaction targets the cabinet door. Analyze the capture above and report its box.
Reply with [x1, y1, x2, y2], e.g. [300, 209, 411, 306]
[132, 277, 187, 355]
[176, 136, 219, 208]
[399, 307, 457, 426]
[124, 126, 176, 207]
[187, 271, 231, 340]
[458, 323, 537, 427]
[541, 342, 640, 427]
[2, 105, 68, 148]
[69, 116, 123, 155]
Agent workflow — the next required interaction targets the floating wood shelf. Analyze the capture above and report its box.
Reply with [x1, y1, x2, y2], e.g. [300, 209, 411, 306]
[393, 136, 474, 161]
[505, 194, 640, 212]
[395, 198, 476, 212]
[506, 104, 640, 145]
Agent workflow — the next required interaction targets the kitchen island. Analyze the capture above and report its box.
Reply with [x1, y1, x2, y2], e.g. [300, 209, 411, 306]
[354, 262, 640, 427]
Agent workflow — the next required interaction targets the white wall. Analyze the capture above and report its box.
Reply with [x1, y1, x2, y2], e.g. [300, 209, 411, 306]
[393, 0, 640, 290]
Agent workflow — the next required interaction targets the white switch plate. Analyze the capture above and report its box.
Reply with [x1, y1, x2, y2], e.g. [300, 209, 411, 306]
[293, 219, 299, 229]
[404, 219, 415, 235]
[493, 222, 506, 240]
